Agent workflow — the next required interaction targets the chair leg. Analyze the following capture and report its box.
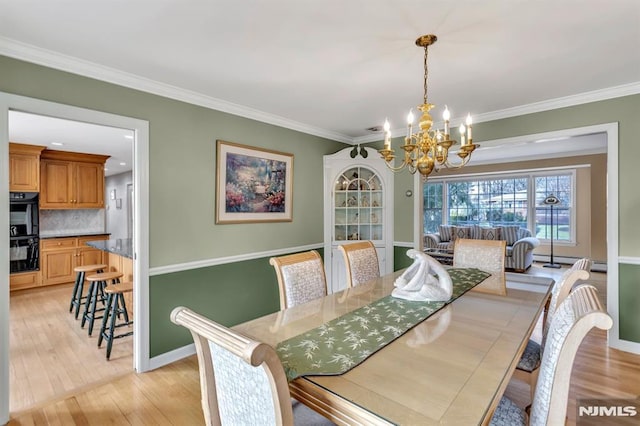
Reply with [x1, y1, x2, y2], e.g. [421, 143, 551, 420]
[530, 367, 540, 403]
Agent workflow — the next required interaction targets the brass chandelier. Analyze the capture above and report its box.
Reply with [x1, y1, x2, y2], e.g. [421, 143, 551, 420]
[378, 34, 478, 177]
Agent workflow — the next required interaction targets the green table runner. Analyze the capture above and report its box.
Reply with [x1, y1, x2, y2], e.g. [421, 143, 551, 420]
[276, 268, 491, 381]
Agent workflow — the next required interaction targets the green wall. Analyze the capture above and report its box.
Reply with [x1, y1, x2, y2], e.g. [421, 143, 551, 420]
[0, 55, 346, 356]
[619, 263, 640, 343]
[394, 245, 415, 270]
[0, 55, 347, 266]
[2, 53, 639, 351]
[151, 248, 325, 357]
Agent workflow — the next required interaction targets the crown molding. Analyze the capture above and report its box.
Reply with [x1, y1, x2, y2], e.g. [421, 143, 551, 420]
[2, 37, 638, 147]
[353, 81, 640, 145]
[0, 37, 352, 144]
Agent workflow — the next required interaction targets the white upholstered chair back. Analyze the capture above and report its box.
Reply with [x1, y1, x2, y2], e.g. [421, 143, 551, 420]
[170, 307, 294, 426]
[545, 257, 592, 333]
[453, 238, 507, 295]
[269, 250, 328, 310]
[530, 284, 612, 426]
[337, 241, 380, 288]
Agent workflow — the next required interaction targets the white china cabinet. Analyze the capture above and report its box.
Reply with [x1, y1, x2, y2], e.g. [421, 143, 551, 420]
[323, 146, 394, 293]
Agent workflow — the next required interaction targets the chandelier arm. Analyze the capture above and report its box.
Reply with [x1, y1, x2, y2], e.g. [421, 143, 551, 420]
[382, 158, 414, 172]
[442, 154, 472, 170]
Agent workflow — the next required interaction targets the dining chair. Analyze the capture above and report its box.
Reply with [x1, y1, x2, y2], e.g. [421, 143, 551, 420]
[337, 240, 380, 288]
[269, 250, 328, 310]
[512, 258, 592, 402]
[171, 307, 334, 426]
[453, 238, 507, 295]
[489, 284, 612, 425]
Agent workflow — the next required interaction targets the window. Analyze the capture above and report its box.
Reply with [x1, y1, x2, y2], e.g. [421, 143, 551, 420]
[534, 174, 573, 241]
[423, 170, 575, 242]
[423, 182, 443, 233]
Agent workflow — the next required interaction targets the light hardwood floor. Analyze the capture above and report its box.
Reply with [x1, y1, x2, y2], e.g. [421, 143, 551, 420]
[8, 267, 640, 425]
[9, 282, 133, 414]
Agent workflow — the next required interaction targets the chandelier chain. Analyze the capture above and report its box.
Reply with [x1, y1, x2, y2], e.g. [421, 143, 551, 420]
[423, 46, 429, 105]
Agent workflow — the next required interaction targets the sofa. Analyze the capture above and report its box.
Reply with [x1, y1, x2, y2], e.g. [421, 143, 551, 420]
[424, 224, 540, 272]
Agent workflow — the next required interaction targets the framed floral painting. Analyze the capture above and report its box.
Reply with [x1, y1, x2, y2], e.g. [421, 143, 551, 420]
[216, 140, 294, 223]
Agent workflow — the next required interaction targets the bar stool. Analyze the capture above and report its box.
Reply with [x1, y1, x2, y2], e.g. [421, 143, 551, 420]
[69, 264, 107, 319]
[82, 271, 123, 336]
[98, 282, 134, 360]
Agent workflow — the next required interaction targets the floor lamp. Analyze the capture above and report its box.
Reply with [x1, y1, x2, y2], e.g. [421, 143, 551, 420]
[543, 194, 561, 268]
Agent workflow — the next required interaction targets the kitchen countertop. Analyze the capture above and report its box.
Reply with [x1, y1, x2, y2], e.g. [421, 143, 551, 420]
[85, 238, 133, 259]
[40, 231, 110, 239]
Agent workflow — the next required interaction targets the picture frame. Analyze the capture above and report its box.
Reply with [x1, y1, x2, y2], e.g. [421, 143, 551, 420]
[216, 140, 294, 224]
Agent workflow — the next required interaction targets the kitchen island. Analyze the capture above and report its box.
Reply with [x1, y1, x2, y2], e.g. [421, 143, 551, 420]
[86, 238, 134, 315]
[85, 238, 133, 260]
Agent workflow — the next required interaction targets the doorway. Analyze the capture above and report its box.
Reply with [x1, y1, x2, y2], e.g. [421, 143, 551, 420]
[0, 92, 150, 422]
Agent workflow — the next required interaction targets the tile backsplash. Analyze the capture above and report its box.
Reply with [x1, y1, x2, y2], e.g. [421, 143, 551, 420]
[40, 209, 106, 237]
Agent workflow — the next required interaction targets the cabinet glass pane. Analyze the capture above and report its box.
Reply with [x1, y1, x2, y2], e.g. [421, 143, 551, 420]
[333, 166, 383, 242]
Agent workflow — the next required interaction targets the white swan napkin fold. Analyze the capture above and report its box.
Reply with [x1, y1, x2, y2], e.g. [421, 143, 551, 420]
[392, 249, 453, 302]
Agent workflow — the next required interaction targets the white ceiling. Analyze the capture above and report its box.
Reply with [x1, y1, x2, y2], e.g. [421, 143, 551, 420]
[1, 1, 638, 165]
[9, 111, 133, 177]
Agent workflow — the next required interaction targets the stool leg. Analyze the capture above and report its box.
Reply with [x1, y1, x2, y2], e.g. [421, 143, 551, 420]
[69, 271, 85, 313]
[87, 280, 106, 336]
[97, 280, 108, 306]
[105, 293, 120, 360]
[80, 281, 96, 329]
[98, 292, 114, 348]
[73, 273, 87, 319]
[118, 293, 130, 324]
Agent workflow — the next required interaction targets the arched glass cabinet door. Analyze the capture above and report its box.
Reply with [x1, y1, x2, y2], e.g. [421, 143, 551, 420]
[333, 166, 384, 243]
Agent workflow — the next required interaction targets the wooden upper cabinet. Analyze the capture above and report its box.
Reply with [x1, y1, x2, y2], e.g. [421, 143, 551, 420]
[40, 150, 109, 209]
[9, 143, 46, 192]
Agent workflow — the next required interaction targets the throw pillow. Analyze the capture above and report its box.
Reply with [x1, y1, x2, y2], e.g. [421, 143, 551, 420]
[481, 227, 502, 241]
[470, 224, 482, 240]
[452, 226, 472, 241]
[500, 225, 520, 246]
[439, 225, 453, 242]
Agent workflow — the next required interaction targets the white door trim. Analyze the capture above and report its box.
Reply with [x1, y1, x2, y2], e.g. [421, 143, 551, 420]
[0, 92, 150, 423]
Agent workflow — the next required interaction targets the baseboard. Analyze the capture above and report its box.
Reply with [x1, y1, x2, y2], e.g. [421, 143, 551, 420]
[532, 254, 608, 272]
[148, 343, 195, 371]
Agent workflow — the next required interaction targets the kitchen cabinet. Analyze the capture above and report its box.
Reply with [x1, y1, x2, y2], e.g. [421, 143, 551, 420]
[40, 235, 109, 287]
[40, 150, 109, 209]
[9, 270, 41, 292]
[9, 143, 46, 192]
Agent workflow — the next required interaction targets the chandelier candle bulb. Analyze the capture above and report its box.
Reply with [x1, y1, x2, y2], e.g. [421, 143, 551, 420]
[383, 119, 391, 150]
[443, 106, 450, 136]
[407, 110, 414, 135]
[459, 124, 466, 145]
[466, 114, 473, 141]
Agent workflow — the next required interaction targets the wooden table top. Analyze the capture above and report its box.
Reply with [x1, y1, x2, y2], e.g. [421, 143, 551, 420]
[234, 270, 552, 425]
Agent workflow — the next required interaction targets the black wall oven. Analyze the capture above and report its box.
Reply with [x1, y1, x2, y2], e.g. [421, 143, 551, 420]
[10, 192, 40, 273]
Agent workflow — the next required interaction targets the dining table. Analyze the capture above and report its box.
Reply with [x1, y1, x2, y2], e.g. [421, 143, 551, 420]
[233, 268, 553, 425]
